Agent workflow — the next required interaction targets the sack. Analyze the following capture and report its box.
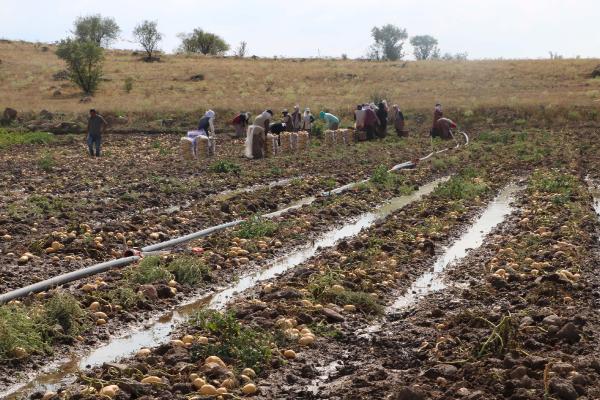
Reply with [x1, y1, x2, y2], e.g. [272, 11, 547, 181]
[356, 130, 367, 142]
[279, 132, 291, 153]
[340, 129, 354, 145]
[245, 125, 265, 159]
[298, 131, 310, 151]
[324, 130, 336, 147]
[180, 137, 195, 160]
[195, 136, 216, 159]
[266, 133, 278, 157]
[290, 132, 298, 152]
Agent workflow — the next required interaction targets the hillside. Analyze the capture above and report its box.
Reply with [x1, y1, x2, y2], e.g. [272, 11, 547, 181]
[1, 40, 600, 121]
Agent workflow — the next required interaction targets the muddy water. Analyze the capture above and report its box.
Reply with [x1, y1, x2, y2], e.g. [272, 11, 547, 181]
[387, 182, 520, 313]
[2, 177, 449, 400]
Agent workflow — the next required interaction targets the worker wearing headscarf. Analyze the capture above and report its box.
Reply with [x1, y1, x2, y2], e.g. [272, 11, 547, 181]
[231, 112, 250, 138]
[282, 109, 293, 132]
[291, 105, 301, 132]
[376, 100, 388, 138]
[301, 108, 314, 132]
[319, 111, 340, 130]
[431, 103, 443, 138]
[392, 105, 406, 137]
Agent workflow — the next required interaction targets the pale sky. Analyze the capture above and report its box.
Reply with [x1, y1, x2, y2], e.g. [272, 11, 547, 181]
[1, 0, 599, 59]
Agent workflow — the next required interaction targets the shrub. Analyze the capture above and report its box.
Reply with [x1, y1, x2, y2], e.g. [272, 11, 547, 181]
[127, 256, 173, 284]
[37, 151, 54, 172]
[41, 293, 87, 337]
[237, 216, 277, 239]
[209, 160, 241, 174]
[167, 256, 210, 285]
[124, 77, 134, 93]
[0, 305, 49, 360]
[190, 310, 273, 373]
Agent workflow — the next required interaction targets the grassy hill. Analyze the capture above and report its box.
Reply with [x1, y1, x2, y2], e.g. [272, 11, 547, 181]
[1, 40, 600, 125]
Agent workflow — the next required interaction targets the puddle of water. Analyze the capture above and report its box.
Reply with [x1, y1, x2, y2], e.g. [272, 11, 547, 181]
[3, 177, 448, 399]
[386, 183, 519, 313]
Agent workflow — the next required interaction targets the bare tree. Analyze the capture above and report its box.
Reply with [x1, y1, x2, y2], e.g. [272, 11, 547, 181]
[235, 41, 248, 57]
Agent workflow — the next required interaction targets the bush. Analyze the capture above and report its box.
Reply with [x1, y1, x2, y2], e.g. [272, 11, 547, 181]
[190, 310, 273, 373]
[124, 77, 134, 93]
[0, 305, 49, 360]
[42, 293, 87, 337]
[167, 256, 210, 285]
[56, 39, 104, 95]
[178, 29, 229, 55]
[37, 151, 54, 172]
[0, 130, 55, 149]
[209, 160, 241, 174]
[237, 217, 277, 239]
[127, 256, 173, 284]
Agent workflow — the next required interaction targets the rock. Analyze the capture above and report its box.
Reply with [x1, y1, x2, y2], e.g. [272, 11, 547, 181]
[552, 362, 575, 376]
[542, 314, 563, 327]
[161, 119, 175, 127]
[488, 274, 507, 289]
[52, 70, 69, 81]
[190, 74, 205, 81]
[549, 377, 578, 400]
[422, 364, 458, 379]
[80, 96, 92, 103]
[156, 283, 175, 298]
[39, 110, 54, 120]
[509, 366, 528, 379]
[556, 322, 580, 343]
[393, 386, 425, 400]
[321, 307, 344, 322]
[523, 355, 547, 370]
[52, 90, 62, 97]
[200, 362, 230, 380]
[456, 387, 470, 397]
[3, 107, 17, 121]
[519, 316, 534, 327]
[51, 121, 82, 134]
[171, 382, 194, 394]
[138, 284, 158, 300]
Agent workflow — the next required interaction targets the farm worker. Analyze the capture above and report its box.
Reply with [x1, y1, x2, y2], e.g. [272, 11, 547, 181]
[376, 100, 389, 138]
[188, 110, 215, 145]
[319, 111, 340, 130]
[281, 109, 293, 132]
[231, 112, 250, 138]
[269, 122, 286, 135]
[354, 104, 366, 130]
[392, 105, 406, 137]
[291, 105, 302, 132]
[431, 103, 444, 138]
[363, 105, 380, 141]
[435, 117, 457, 140]
[254, 109, 273, 134]
[301, 108, 314, 132]
[87, 109, 107, 157]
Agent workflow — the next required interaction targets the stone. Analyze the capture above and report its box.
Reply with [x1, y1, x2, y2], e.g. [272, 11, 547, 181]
[321, 307, 344, 322]
[3, 107, 17, 121]
[542, 314, 563, 327]
[556, 323, 580, 343]
[39, 109, 54, 120]
[422, 364, 458, 379]
[393, 386, 425, 400]
[509, 366, 528, 379]
[138, 284, 158, 300]
[156, 283, 175, 298]
[549, 378, 578, 400]
[551, 362, 575, 376]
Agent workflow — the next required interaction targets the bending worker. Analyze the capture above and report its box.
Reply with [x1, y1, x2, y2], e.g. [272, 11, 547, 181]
[319, 111, 340, 130]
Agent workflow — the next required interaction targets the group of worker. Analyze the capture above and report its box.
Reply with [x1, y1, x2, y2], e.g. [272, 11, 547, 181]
[84, 102, 455, 158]
[230, 106, 320, 138]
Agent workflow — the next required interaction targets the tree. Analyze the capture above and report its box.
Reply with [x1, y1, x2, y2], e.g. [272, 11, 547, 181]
[410, 35, 440, 60]
[235, 41, 247, 57]
[178, 29, 230, 55]
[73, 14, 120, 47]
[133, 20, 162, 61]
[56, 39, 104, 95]
[369, 24, 408, 61]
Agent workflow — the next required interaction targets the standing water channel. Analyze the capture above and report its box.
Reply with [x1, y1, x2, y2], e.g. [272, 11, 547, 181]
[3, 177, 450, 400]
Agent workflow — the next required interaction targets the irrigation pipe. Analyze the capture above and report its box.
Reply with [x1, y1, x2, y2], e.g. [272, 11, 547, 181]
[0, 132, 468, 304]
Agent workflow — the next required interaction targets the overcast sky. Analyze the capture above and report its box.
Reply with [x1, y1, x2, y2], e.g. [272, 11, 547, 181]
[1, 0, 599, 59]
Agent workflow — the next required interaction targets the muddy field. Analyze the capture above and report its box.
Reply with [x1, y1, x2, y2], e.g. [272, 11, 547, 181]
[1, 127, 599, 400]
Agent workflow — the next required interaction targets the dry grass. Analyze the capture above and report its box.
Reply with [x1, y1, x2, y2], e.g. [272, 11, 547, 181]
[1, 40, 600, 120]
